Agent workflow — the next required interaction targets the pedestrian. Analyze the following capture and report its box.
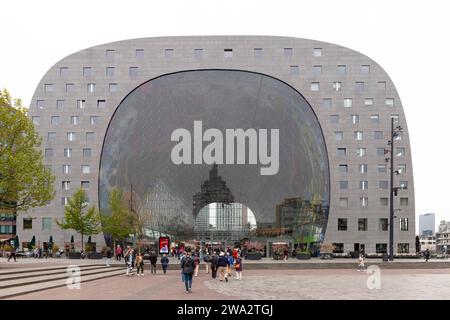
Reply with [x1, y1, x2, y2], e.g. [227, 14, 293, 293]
[234, 254, 243, 280]
[424, 248, 431, 262]
[180, 252, 187, 282]
[283, 249, 289, 261]
[34, 247, 39, 259]
[124, 246, 131, 267]
[193, 253, 200, 277]
[106, 246, 112, 267]
[217, 252, 230, 282]
[226, 252, 234, 277]
[126, 248, 135, 276]
[136, 251, 144, 276]
[181, 252, 195, 293]
[203, 250, 211, 274]
[7, 246, 17, 262]
[116, 245, 122, 261]
[210, 251, 218, 279]
[357, 253, 366, 272]
[161, 253, 169, 274]
[149, 251, 158, 274]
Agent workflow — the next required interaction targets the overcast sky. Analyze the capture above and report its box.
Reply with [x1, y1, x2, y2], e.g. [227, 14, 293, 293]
[1, 0, 448, 233]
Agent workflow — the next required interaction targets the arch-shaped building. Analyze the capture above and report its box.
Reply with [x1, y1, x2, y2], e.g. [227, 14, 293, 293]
[22, 36, 414, 255]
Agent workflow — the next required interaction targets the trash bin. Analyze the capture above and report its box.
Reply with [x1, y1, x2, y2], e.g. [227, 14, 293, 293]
[382, 253, 389, 261]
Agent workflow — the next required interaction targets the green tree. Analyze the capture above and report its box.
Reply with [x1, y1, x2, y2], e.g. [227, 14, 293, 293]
[100, 187, 135, 250]
[0, 89, 55, 212]
[56, 188, 101, 251]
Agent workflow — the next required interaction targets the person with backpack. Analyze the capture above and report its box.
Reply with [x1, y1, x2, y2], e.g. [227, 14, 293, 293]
[161, 253, 169, 274]
[203, 250, 212, 274]
[181, 252, 195, 293]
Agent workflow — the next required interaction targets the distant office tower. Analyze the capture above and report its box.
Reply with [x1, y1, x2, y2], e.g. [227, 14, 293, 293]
[419, 213, 435, 236]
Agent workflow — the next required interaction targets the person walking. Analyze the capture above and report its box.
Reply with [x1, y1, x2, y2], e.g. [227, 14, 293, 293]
[106, 246, 112, 267]
[161, 253, 169, 274]
[357, 253, 366, 272]
[226, 252, 234, 277]
[194, 253, 200, 277]
[180, 252, 187, 282]
[115, 245, 123, 261]
[217, 252, 230, 282]
[181, 252, 195, 293]
[149, 251, 158, 274]
[210, 252, 218, 279]
[424, 248, 431, 262]
[203, 251, 211, 274]
[125, 248, 135, 276]
[283, 249, 289, 261]
[7, 246, 17, 262]
[234, 254, 243, 280]
[136, 251, 144, 276]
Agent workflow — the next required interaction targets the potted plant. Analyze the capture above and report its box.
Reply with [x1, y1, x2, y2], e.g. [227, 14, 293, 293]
[272, 243, 288, 260]
[244, 241, 264, 260]
[319, 243, 334, 260]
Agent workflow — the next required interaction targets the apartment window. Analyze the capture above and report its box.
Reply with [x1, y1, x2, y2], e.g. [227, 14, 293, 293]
[310, 82, 320, 91]
[106, 49, 115, 59]
[339, 198, 348, 208]
[47, 132, 56, 141]
[377, 148, 386, 156]
[289, 65, 299, 75]
[81, 181, 90, 190]
[376, 243, 387, 253]
[338, 218, 347, 231]
[61, 197, 69, 206]
[62, 165, 71, 174]
[109, 83, 118, 92]
[129, 67, 138, 77]
[44, 148, 53, 157]
[360, 198, 368, 208]
[354, 131, 363, 140]
[398, 243, 409, 253]
[65, 83, 75, 92]
[165, 48, 174, 58]
[400, 198, 409, 206]
[351, 114, 359, 124]
[56, 100, 64, 111]
[253, 48, 262, 58]
[400, 218, 409, 231]
[386, 98, 395, 107]
[83, 148, 91, 157]
[333, 82, 342, 91]
[64, 148, 72, 158]
[81, 165, 90, 174]
[359, 164, 368, 173]
[337, 148, 346, 156]
[106, 67, 115, 77]
[284, 48, 293, 57]
[87, 83, 95, 93]
[395, 131, 403, 141]
[86, 132, 95, 141]
[380, 198, 388, 206]
[374, 131, 383, 140]
[338, 164, 348, 173]
[97, 100, 106, 109]
[344, 98, 352, 108]
[330, 115, 339, 123]
[339, 181, 348, 190]
[361, 65, 370, 74]
[60, 67, 69, 77]
[337, 65, 346, 75]
[90, 116, 99, 125]
[370, 114, 380, 123]
[313, 65, 322, 75]
[313, 48, 322, 57]
[359, 181, 368, 190]
[364, 98, 374, 106]
[396, 148, 405, 157]
[83, 67, 92, 77]
[356, 148, 366, 157]
[323, 98, 332, 108]
[379, 219, 389, 231]
[32, 116, 40, 126]
[335, 131, 343, 140]
[49, 116, 59, 126]
[62, 181, 70, 190]
[379, 181, 389, 190]
[224, 48, 233, 58]
[378, 164, 387, 173]
[358, 218, 368, 231]
[135, 49, 144, 59]
[399, 181, 408, 189]
[67, 132, 76, 141]
[332, 243, 344, 253]
[397, 164, 406, 174]
[77, 100, 85, 109]
[23, 218, 32, 230]
[42, 218, 52, 231]
[391, 114, 399, 124]
[44, 84, 54, 92]
[71, 116, 79, 125]
[355, 82, 364, 91]
[378, 81, 386, 91]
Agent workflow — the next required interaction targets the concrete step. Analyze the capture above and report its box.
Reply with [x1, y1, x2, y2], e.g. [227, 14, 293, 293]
[0, 265, 110, 281]
[0, 268, 124, 299]
[0, 263, 106, 275]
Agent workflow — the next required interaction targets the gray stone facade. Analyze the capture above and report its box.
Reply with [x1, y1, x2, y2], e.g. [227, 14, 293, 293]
[22, 36, 415, 254]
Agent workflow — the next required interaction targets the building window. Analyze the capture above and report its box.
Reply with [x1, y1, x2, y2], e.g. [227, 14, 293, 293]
[360, 198, 368, 208]
[60, 67, 69, 77]
[370, 114, 380, 123]
[378, 164, 387, 173]
[313, 48, 322, 57]
[355, 82, 364, 91]
[313, 65, 322, 75]
[64, 148, 72, 158]
[44, 148, 53, 158]
[398, 243, 409, 253]
[165, 48, 174, 58]
[81, 165, 90, 174]
[333, 82, 342, 91]
[338, 218, 347, 231]
[337, 148, 346, 156]
[90, 116, 99, 125]
[397, 164, 406, 174]
[83, 148, 91, 157]
[86, 132, 95, 141]
[396, 148, 405, 157]
[354, 131, 363, 140]
[44, 84, 54, 92]
[339, 181, 348, 190]
[335, 131, 343, 141]
[65, 83, 75, 92]
[337, 65, 346, 74]
[400, 218, 409, 231]
[135, 49, 144, 59]
[62, 181, 70, 190]
[338, 164, 348, 173]
[81, 181, 90, 190]
[379, 181, 389, 190]
[77, 99, 85, 109]
[359, 164, 368, 173]
[323, 98, 332, 108]
[83, 67, 92, 77]
[106, 67, 115, 77]
[332, 243, 344, 253]
[106, 49, 115, 59]
[339, 198, 348, 208]
[358, 218, 368, 231]
[376, 243, 387, 253]
[356, 148, 366, 157]
[32, 116, 40, 126]
[289, 65, 299, 75]
[310, 82, 320, 91]
[364, 98, 374, 106]
[380, 198, 388, 206]
[377, 148, 386, 156]
[361, 65, 370, 74]
[395, 131, 403, 141]
[344, 98, 352, 108]
[351, 114, 359, 124]
[386, 98, 395, 107]
[391, 114, 399, 124]
[56, 100, 64, 111]
[61, 197, 69, 206]
[374, 131, 383, 140]
[23, 218, 33, 230]
[62, 165, 71, 174]
[253, 48, 262, 58]
[399, 181, 408, 189]
[129, 67, 138, 77]
[87, 83, 95, 93]
[71, 116, 79, 125]
[378, 81, 386, 91]
[42, 217, 52, 231]
[224, 49, 233, 58]
[284, 48, 293, 57]
[51, 116, 59, 126]
[97, 100, 106, 109]
[400, 198, 409, 206]
[109, 83, 118, 92]
[47, 132, 56, 141]
[330, 115, 339, 123]
[359, 181, 368, 190]
[67, 132, 76, 141]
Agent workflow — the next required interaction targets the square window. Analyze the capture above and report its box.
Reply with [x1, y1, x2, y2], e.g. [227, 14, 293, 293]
[359, 164, 368, 173]
[400, 198, 409, 206]
[359, 181, 368, 190]
[391, 114, 399, 124]
[335, 131, 343, 140]
[106, 67, 115, 77]
[313, 48, 322, 57]
[364, 98, 374, 106]
[81, 181, 90, 190]
[313, 65, 322, 75]
[361, 65, 370, 74]
[360, 197, 369, 208]
[351, 114, 359, 124]
[399, 181, 408, 189]
[23, 218, 32, 230]
[65, 83, 75, 92]
[338, 164, 348, 173]
[310, 82, 320, 91]
[51, 116, 59, 125]
[135, 49, 144, 59]
[165, 49, 174, 58]
[224, 49, 233, 58]
[83, 148, 92, 157]
[396, 148, 405, 157]
[337, 148, 346, 156]
[376, 243, 387, 253]
[44, 84, 54, 92]
[129, 67, 138, 77]
[61, 197, 69, 206]
[378, 164, 387, 173]
[332, 243, 344, 254]
[284, 48, 293, 57]
[60, 67, 69, 77]
[97, 100, 106, 109]
[71, 116, 79, 125]
[36, 100, 45, 110]
[67, 132, 76, 141]
[339, 181, 348, 190]
[379, 181, 389, 190]
[398, 243, 409, 254]
[83, 67, 92, 77]
[355, 82, 364, 91]
[379, 219, 388, 231]
[354, 131, 363, 140]
[289, 65, 299, 75]
[400, 218, 409, 231]
[380, 198, 389, 206]
[42, 218, 52, 231]
[333, 82, 342, 91]
[395, 131, 403, 141]
[56, 100, 64, 110]
[386, 98, 395, 107]
[77, 100, 85, 109]
[32, 116, 40, 126]
[44, 148, 53, 157]
[323, 98, 332, 108]
[337, 65, 346, 74]
[358, 218, 368, 230]
[47, 132, 56, 141]
[397, 164, 406, 174]
[90, 116, 99, 125]
[253, 48, 263, 58]
[339, 198, 348, 207]
[62, 181, 70, 190]
[62, 165, 71, 174]
[374, 131, 383, 140]
[330, 115, 339, 124]
[87, 83, 95, 93]
[378, 81, 386, 91]
[344, 98, 352, 108]
[109, 83, 118, 92]
[356, 148, 366, 157]
[370, 114, 380, 123]
[106, 49, 115, 59]
[338, 218, 347, 231]
[194, 48, 204, 59]
[82, 165, 90, 174]
[64, 148, 72, 158]
[377, 148, 386, 156]
[86, 132, 95, 141]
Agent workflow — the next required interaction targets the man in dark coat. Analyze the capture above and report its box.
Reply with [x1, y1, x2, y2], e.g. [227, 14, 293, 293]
[181, 252, 195, 293]
[149, 251, 158, 274]
[217, 252, 230, 282]
[210, 252, 219, 279]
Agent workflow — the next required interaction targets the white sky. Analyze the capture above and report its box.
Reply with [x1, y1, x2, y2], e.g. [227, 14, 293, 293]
[1, 0, 449, 234]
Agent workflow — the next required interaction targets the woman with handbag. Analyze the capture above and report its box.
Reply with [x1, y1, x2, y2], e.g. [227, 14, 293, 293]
[234, 254, 243, 280]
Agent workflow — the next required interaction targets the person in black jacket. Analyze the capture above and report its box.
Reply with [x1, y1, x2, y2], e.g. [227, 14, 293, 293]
[217, 252, 230, 282]
[210, 252, 219, 279]
[149, 251, 158, 274]
[161, 254, 169, 274]
[181, 252, 195, 293]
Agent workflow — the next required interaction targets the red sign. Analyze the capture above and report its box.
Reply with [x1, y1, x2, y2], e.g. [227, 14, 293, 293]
[159, 237, 170, 254]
